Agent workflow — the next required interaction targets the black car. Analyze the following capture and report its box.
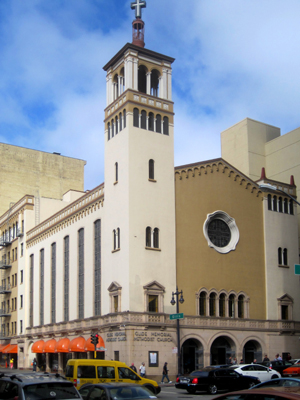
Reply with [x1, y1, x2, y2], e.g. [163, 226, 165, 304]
[175, 367, 260, 394]
[261, 361, 294, 376]
[79, 383, 157, 400]
[251, 378, 300, 389]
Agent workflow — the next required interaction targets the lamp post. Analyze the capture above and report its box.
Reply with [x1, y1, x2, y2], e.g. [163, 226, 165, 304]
[259, 183, 300, 206]
[171, 287, 184, 376]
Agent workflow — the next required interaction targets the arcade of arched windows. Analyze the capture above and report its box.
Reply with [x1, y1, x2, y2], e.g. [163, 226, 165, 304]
[197, 289, 249, 319]
[107, 109, 127, 141]
[133, 108, 169, 135]
[267, 194, 294, 215]
[112, 68, 125, 102]
[278, 247, 288, 266]
[138, 66, 161, 97]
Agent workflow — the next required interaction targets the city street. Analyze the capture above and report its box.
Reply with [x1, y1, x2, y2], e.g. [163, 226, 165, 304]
[159, 385, 218, 400]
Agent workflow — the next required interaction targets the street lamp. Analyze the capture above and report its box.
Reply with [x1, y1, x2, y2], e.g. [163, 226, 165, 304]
[170, 287, 184, 376]
[259, 183, 300, 206]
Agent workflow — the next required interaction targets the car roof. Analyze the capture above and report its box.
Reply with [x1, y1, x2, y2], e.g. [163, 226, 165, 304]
[80, 383, 146, 389]
[0, 372, 69, 386]
[214, 387, 300, 399]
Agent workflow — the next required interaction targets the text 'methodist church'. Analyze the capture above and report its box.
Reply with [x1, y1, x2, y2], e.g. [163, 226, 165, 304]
[0, 1, 300, 378]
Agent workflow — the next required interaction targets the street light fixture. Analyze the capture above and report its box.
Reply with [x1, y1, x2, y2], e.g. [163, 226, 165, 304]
[170, 287, 184, 376]
[259, 183, 300, 206]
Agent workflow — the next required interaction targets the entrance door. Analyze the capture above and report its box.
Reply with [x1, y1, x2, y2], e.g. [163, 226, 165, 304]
[182, 339, 203, 374]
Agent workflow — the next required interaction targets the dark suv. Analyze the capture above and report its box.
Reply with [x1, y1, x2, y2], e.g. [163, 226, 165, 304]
[0, 372, 82, 399]
[261, 360, 293, 376]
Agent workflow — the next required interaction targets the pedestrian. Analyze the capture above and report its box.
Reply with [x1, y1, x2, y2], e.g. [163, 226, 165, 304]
[10, 358, 14, 369]
[139, 362, 146, 377]
[263, 354, 270, 362]
[32, 358, 37, 372]
[161, 362, 172, 384]
[232, 358, 237, 365]
[287, 353, 292, 361]
[240, 359, 244, 364]
[131, 363, 137, 373]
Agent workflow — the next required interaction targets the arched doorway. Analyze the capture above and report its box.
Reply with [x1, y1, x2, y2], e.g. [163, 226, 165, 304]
[182, 338, 203, 374]
[211, 336, 235, 365]
[243, 340, 262, 364]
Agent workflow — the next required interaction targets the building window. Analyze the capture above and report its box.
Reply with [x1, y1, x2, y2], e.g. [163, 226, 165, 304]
[115, 116, 119, 134]
[113, 228, 120, 251]
[153, 228, 159, 248]
[51, 243, 56, 324]
[119, 112, 122, 131]
[219, 293, 226, 317]
[148, 295, 158, 312]
[163, 116, 169, 135]
[281, 305, 288, 320]
[20, 320, 23, 334]
[283, 248, 288, 265]
[113, 296, 118, 313]
[228, 294, 235, 318]
[209, 293, 216, 316]
[278, 197, 283, 212]
[115, 162, 118, 183]
[145, 227, 151, 247]
[144, 281, 165, 313]
[111, 119, 114, 137]
[20, 270, 23, 284]
[278, 248, 288, 266]
[141, 110, 147, 129]
[107, 122, 110, 140]
[156, 114, 161, 133]
[278, 294, 293, 320]
[64, 236, 69, 322]
[199, 292, 206, 316]
[40, 249, 44, 326]
[123, 109, 126, 128]
[148, 112, 154, 131]
[289, 199, 294, 215]
[273, 196, 277, 212]
[20, 295, 23, 309]
[284, 198, 288, 213]
[133, 108, 139, 127]
[29, 255, 34, 327]
[238, 295, 244, 318]
[278, 247, 282, 265]
[78, 229, 84, 319]
[145, 227, 160, 249]
[151, 69, 160, 97]
[108, 282, 122, 313]
[21, 243, 23, 257]
[138, 65, 147, 93]
[149, 159, 154, 180]
[94, 220, 101, 316]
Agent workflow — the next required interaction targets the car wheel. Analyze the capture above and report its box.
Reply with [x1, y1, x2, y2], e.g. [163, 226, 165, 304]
[208, 384, 218, 394]
[187, 387, 196, 394]
[144, 385, 156, 395]
[249, 382, 256, 388]
[271, 375, 278, 379]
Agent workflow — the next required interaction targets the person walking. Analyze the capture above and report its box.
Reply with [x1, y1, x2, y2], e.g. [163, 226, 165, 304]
[139, 362, 146, 377]
[32, 358, 37, 372]
[161, 362, 172, 384]
[263, 355, 270, 362]
[130, 363, 137, 373]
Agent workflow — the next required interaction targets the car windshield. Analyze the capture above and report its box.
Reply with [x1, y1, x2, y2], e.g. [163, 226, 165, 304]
[24, 382, 80, 399]
[109, 386, 156, 399]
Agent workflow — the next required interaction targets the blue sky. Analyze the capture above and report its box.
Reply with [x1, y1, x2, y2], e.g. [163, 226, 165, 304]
[0, 0, 300, 190]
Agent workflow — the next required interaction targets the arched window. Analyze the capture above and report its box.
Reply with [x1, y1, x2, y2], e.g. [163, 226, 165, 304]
[149, 159, 154, 180]
[273, 196, 277, 212]
[123, 109, 126, 128]
[138, 65, 147, 93]
[229, 294, 235, 318]
[115, 162, 118, 183]
[119, 112, 122, 131]
[148, 112, 154, 131]
[283, 248, 288, 266]
[267, 194, 272, 210]
[107, 122, 110, 140]
[151, 69, 160, 97]
[289, 199, 294, 215]
[133, 108, 139, 127]
[199, 292, 206, 316]
[209, 293, 216, 316]
[163, 116, 169, 135]
[153, 228, 159, 248]
[145, 227, 151, 247]
[113, 74, 119, 100]
[117, 228, 120, 249]
[120, 67, 125, 93]
[278, 247, 282, 265]
[111, 119, 115, 138]
[141, 110, 147, 129]
[238, 295, 244, 318]
[156, 114, 161, 133]
[113, 229, 116, 250]
[284, 198, 288, 213]
[219, 293, 225, 317]
[278, 197, 283, 212]
[115, 116, 119, 134]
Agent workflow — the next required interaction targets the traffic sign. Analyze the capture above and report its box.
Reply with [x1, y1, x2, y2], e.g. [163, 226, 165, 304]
[170, 313, 184, 320]
[295, 265, 300, 275]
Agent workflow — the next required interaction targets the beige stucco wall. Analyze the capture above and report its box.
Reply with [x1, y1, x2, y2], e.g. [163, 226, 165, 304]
[0, 143, 86, 216]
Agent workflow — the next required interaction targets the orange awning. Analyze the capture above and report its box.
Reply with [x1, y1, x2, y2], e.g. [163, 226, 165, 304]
[55, 338, 70, 353]
[2, 344, 18, 354]
[85, 336, 105, 352]
[0, 344, 10, 352]
[43, 339, 56, 353]
[32, 340, 45, 353]
[69, 337, 86, 352]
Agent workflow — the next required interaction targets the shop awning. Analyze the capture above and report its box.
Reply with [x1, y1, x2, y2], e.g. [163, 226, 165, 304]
[0, 344, 10, 352]
[43, 339, 56, 353]
[2, 344, 18, 354]
[55, 338, 70, 353]
[31, 340, 45, 353]
[68, 336, 86, 352]
[85, 336, 106, 352]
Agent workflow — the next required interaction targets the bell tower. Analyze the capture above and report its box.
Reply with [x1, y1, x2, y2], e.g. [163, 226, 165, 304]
[102, 1, 176, 315]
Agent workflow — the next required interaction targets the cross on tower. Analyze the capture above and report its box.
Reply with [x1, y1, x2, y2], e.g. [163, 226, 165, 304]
[131, 0, 146, 19]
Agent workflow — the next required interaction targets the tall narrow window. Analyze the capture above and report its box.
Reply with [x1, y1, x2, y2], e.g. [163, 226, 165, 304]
[94, 220, 101, 316]
[199, 292, 206, 316]
[64, 236, 69, 322]
[148, 112, 154, 131]
[123, 109, 126, 128]
[146, 227, 151, 247]
[273, 196, 277, 212]
[117, 228, 120, 249]
[289, 199, 294, 215]
[111, 119, 115, 138]
[51, 243, 56, 324]
[284, 198, 288, 213]
[149, 159, 154, 180]
[119, 112, 122, 131]
[113, 229, 116, 250]
[278, 247, 282, 265]
[113, 295, 118, 313]
[149, 295, 158, 312]
[107, 122, 110, 140]
[229, 294, 235, 318]
[163, 116, 169, 135]
[29, 255, 34, 327]
[219, 293, 225, 317]
[281, 305, 288, 320]
[40, 249, 44, 326]
[115, 162, 118, 183]
[141, 110, 147, 129]
[151, 69, 160, 97]
[78, 229, 84, 319]
[115, 116, 119, 134]
[156, 114, 161, 133]
[238, 295, 244, 318]
[133, 108, 139, 127]
[209, 293, 216, 316]
[278, 197, 283, 212]
[153, 228, 159, 249]
[283, 248, 288, 266]
[267, 194, 272, 210]
[138, 65, 147, 93]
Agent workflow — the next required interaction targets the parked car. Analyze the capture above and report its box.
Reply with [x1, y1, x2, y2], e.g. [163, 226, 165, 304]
[230, 364, 280, 381]
[0, 371, 82, 400]
[290, 360, 300, 365]
[175, 367, 260, 394]
[261, 360, 294, 376]
[212, 387, 300, 400]
[251, 378, 300, 389]
[79, 383, 157, 400]
[283, 365, 300, 377]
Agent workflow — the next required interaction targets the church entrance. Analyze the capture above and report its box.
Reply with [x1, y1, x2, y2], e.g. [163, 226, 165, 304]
[243, 340, 262, 363]
[182, 338, 203, 374]
[211, 336, 235, 365]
